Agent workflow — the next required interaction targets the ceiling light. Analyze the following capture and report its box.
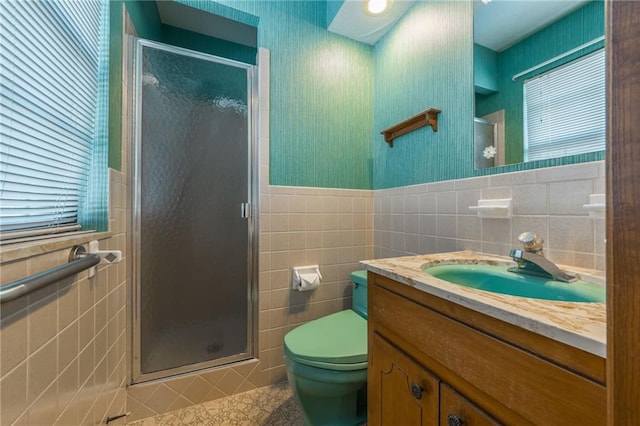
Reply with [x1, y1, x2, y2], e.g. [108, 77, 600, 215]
[364, 0, 392, 16]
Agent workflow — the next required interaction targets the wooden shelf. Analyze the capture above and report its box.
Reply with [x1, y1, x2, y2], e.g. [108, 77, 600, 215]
[381, 108, 441, 147]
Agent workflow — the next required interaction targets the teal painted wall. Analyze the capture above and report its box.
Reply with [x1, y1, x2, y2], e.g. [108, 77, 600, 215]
[475, 1, 604, 165]
[181, 1, 375, 190]
[474, 44, 498, 94]
[174, 0, 259, 27]
[109, 0, 375, 188]
[162, 26, 257, 65]
[109, 1, 163, 170]
[108, 1, 603, 187]
[326, 0, 344, 27]
[372, 1, 474, 189]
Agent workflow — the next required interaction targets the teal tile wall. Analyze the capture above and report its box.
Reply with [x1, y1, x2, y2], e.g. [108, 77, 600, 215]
[372, 1, 474, 189]
[475, 1, 604, 166]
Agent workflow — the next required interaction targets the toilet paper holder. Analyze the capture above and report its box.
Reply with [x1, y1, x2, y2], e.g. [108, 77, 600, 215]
[291, 265, 322, 291]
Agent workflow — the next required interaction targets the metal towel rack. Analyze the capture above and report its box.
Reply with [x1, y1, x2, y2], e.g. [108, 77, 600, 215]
[0, 246, 100, 304]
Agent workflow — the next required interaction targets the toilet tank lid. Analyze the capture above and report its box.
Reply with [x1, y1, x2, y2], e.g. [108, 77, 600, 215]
[284, 310, 367, 366]
[351, 270, 368, 287]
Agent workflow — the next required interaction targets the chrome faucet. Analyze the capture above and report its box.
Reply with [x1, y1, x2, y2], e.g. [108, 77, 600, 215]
[508, 232, 577, 283]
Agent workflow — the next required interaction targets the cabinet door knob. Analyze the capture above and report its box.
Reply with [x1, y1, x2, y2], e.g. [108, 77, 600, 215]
[410, 383, 424, 399]
[447, 414, 464, 426]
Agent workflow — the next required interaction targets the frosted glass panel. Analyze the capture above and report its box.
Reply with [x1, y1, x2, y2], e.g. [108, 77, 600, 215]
[137, 44, 251, 375]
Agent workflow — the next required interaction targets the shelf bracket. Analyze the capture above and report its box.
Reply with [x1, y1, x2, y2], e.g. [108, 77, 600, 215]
[381, 108, 441, 148]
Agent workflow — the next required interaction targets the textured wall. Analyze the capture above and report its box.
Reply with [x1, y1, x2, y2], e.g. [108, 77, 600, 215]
[180, 0, 375, 190]
[174, 0, 260, 27]
[109, 1, 164, 171]
[372, 0, 605, 189]
[161, 25, 257, 64]
[375, 161, 606, 272]
[111, 0, 606, 187]
[325, 0, 345, 28]
[474, 44, 498, 94]
[372, 1, 474, 189]
[475, 0, 604, 165]
[0, 175, 129, 426]
[109, 1, 258, 171]
[256, 1, 374, 190]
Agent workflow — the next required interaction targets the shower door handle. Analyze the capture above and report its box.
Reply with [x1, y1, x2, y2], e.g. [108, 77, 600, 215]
[241, 203, 252, 219]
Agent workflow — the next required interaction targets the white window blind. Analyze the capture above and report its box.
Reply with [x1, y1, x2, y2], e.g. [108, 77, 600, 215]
[0, 0, 106, 239]
[523, 49, 606, 162]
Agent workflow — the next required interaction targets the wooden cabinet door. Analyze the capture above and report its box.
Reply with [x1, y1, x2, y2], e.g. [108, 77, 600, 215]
[369, 333, 439, 426]
[440, 383, 500, 426]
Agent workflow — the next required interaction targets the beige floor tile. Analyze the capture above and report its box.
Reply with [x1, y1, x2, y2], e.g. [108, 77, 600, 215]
[127, 382, 303, 426]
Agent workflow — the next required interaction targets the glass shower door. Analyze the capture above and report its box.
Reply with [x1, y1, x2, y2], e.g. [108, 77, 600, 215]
[133, 40, 256, 382]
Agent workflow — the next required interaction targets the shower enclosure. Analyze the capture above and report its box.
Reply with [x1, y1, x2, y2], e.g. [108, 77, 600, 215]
[132, 39, 257, 382]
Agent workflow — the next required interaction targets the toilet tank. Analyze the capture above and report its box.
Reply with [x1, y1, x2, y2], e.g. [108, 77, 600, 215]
[350, 270, 368, 319]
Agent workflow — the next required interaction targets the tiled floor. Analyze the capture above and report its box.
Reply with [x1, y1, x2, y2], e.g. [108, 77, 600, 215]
[127, 382, 304, 426]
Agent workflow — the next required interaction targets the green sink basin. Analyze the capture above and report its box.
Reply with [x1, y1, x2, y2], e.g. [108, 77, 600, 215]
[423, 264, 605, 303]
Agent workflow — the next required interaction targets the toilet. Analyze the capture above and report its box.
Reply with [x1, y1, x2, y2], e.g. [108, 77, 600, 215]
[283, 270, 368, 426]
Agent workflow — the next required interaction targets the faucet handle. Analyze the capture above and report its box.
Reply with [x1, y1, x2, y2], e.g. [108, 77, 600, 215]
[518, 232, 544, 254]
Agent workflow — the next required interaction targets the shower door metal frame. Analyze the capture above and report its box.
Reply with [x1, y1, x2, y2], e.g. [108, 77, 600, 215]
[130, 39, 259, 384]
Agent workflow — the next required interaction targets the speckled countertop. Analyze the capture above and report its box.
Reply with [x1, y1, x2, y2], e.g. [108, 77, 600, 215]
[359, 251, 606, 358]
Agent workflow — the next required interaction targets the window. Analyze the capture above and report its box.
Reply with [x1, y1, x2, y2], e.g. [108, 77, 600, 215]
[523, 49, 605, 162]
[0, 0, 109, 241]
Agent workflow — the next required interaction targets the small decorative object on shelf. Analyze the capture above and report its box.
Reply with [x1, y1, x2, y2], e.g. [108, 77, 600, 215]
[381, 108, 441, 147]
[483, 145, 497, 159]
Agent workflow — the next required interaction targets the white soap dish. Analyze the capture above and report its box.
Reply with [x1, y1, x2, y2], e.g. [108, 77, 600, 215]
[469, 199, 512, 218]
[583, 194, 605, 219]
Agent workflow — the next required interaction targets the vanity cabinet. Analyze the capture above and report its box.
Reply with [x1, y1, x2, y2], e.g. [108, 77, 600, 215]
[369, 332, 439, 425]
[369, 332, 498, 426]
[367, 272, 606, 426]
[439, 383, 499, 426]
